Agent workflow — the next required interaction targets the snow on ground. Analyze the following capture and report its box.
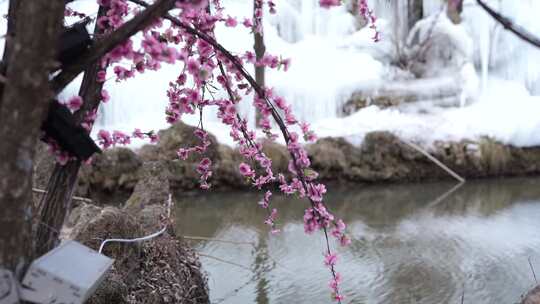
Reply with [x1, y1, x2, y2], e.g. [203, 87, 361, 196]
[312, 79, 540, 148]
[3, 0, 540, 148]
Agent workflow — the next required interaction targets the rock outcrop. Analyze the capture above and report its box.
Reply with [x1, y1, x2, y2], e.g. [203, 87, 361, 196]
[71, 123, 540, 198]
[78, 147, 142, 205]
[522, 285, 540, 304]
[124, 161, 171, 213]
[307, 132, 540, 183]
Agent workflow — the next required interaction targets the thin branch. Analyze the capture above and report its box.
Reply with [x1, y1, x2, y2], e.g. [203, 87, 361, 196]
[425, 181, 464, 209]
[51, 0, 176, 94]
[529, 257, 538, 284]
[183, 235, 255, 246]
[476, 0, 540, 49]
[128, 3, 344, 300]
[198, 253, 251, 271]
[399, 139, 466, 183]
[32, 188, 93, 203]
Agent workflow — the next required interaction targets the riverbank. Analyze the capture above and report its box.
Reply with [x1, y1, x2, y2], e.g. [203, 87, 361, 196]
[49, 122, 540, 205]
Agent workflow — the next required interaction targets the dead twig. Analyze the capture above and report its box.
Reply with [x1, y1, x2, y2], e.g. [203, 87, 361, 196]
[425, 181, 465, 209]
[529, 257, 538, 284]
[198, 253, 251, 271]
[398, 139, 466, 183]
[461, 283, 465, 304]
[32, 188, 93, 203]
[183, 235, 255, 246]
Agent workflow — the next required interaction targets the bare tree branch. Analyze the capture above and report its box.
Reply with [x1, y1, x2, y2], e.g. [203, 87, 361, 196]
[476, 0, 540, 48]
[51, 0, 176, 94]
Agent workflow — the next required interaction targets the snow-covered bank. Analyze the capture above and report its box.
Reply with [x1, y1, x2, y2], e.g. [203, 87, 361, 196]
[312, 79, 540, 148]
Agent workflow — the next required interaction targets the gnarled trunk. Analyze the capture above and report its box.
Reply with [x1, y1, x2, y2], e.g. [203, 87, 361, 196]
[0, 0, 65, 276]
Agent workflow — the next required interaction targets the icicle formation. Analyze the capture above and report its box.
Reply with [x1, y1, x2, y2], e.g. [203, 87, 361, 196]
[60, 0, 379, 301]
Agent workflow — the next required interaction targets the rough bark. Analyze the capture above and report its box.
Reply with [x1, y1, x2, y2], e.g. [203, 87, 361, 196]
[0, 0, 65, 275]
[34, 6, 108, 258]
[0, 0, 21, 110]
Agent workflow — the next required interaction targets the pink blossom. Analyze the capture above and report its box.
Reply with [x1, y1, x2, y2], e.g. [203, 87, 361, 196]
[97, 70, 107, 82]
[101, 89, 110, 103]
[112, 130, 131, 145]
[132, 128, 145, 139]
[242, 18, 253, 28]
[197, 157, 212, 174]
[238, 162, 255, 178]
[324, 252, 338, 267]
[177, 148, 191, 160]
[97, 130, 113, 149]
[176, 0, 208, 11]
[258, 190, 272, 208]
[149, 133, 159, 143]
[66, 96, 83, 112]
[319, 0, 340, 8]
[186, 59, 200, 75]
[224, 16, 237, 27]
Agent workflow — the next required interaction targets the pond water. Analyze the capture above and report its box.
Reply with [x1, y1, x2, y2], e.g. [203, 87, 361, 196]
[176, 178, 540, 304]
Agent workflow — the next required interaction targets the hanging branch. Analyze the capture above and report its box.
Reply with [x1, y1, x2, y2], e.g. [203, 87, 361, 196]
[126, 1, 345, 300]
[476, 0, 540, 49]
[51, 0, 176, 94]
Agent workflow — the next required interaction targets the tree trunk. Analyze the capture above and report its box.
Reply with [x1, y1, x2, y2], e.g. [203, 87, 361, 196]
[0, 0, 22, 110]
[253, 0, 265, 125]
[34, 6, 109, 258]
[447, 0, 463, 24]
[408, 0, 423, 31]
[0, 0, 65, 277]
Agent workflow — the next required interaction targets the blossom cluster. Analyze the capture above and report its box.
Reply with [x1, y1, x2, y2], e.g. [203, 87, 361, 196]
[97, 128, 158, 148]
[358, 0, 380, 42]
[177, 129, 213, 189]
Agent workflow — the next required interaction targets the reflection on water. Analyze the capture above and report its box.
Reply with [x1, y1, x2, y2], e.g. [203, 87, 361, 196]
[176, 178, 540, 304]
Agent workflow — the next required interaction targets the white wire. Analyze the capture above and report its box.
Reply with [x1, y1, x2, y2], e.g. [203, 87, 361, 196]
[98, 226, 167, 254]
[98, 194, 172, 255]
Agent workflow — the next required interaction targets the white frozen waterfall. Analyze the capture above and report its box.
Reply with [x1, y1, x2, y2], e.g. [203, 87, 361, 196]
[54, 0, 540, 147]
[90, 0, 383, 137]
